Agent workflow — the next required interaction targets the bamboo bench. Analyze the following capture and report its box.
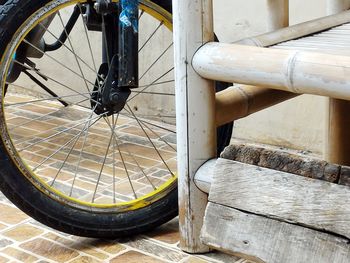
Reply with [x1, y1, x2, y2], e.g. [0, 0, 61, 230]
[173, 1, 350, 262]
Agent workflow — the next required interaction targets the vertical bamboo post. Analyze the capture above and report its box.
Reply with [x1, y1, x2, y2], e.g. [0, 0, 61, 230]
[327, 0, 350, 13]
[325, 0, 350, 165]
[173, 0, 215, 253]
[267, 0, 289, 31]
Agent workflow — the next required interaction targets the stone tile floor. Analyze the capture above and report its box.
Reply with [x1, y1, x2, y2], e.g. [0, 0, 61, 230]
[0, 93, 251, 262]
[0, 191, 249, 263]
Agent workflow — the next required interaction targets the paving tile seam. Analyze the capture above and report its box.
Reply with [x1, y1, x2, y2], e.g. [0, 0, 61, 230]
[0, 248, 55, 263]
[116, 242, 181, 263]
[38, 236, 109, 261]
[111, 241, 172, 260]
[0, 219, 35, 236]
[141, 235, 180, 249]
[125, 239, 188, 262]
[0, 249, 42, 263]
[0, 222, 65, 261]
[43, 233, 128, 261]
[101, 247, 131, 261]
[1, 255, 12, 263]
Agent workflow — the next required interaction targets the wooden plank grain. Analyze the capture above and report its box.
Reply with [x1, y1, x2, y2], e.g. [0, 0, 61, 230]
[209, 158, 350, 239]
[201, 203, 350, 263]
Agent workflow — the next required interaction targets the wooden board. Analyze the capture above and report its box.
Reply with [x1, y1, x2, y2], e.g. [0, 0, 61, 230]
[209, 158, 350, 239]
[201, 203, 350, 263]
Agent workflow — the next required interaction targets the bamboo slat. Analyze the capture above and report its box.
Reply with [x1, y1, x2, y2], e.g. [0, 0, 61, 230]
[273, 23, 350, 56]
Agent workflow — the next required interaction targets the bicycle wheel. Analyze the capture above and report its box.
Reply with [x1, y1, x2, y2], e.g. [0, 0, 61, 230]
[0, 0, 232, 237]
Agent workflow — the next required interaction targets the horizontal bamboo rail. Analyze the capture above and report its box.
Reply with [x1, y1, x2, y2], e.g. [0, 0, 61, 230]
[216, 11, 350, 126]
[194, 43, 350, 100]
[215, 86, 297, 126]
[237, 10, 350, 47]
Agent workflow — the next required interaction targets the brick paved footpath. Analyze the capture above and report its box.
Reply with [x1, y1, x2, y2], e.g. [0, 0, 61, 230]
[0, 191, 251, 263]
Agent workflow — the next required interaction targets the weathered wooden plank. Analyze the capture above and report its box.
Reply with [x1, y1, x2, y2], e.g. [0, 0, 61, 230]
[221, 144, 341, 183]
[201, 203, 350, 263]
[209, 158, 350, 239]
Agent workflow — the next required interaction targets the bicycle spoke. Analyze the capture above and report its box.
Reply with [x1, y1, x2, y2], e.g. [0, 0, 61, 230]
[7, 97, 90, 131]
[33, 111, 97, 172]
[121, 139, 157, 191]
[22, 39, 96, 87]
[12, 59, 101, 108]
[119, 111, 176, 134]
[127, 112, 176, 152]
[104, 116, 140, 199]
[78, 4, 98, 73]
[13, 60, 91, 101]
[104, 116, 157, 191]
[92, 116, 118, 202]
[69, 105, 97, 196]
[17, 113, 100, 151]
[128, 67, 174, 102]
[57, 11, 91, 93]
[38, 22, 103, 80]
[126, 104, 174, 177]
[137, 79, 174, 89]
[113, 127, 138, 200]
[122, 108, 176, 151]
[112, 114, 117, 203]
[128, 113, 175, 119]
[139, 22, 163, 53]
[130, 90, 175, 96]
[51, 114, 103, 187]
[4, 91, 91, 107]
[139, 42, 173, 81]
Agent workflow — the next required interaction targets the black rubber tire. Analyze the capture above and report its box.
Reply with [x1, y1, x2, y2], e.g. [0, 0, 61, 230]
[0, 0, 232, 238]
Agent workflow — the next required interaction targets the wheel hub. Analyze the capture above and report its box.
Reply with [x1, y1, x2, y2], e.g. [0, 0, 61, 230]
[91, 60, 131, 116]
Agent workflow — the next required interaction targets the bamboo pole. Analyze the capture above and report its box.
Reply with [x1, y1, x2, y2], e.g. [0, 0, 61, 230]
[215, 10, 350, 127]
[325, 0, 350, 165]
[327, 0, 350, 14]
[193, 42, 350, 100]
[325, 101, 350, 164]
[216, 86, 297, 126]
[267, 0, 289, 31]
[173, 0, 215, 253]
[237, 10, 350, 47]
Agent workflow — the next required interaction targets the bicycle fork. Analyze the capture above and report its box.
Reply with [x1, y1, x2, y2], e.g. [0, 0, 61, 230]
[94, 0, 139, 115]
